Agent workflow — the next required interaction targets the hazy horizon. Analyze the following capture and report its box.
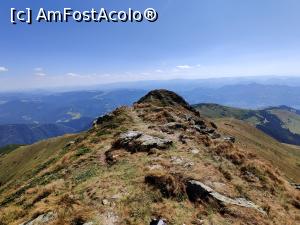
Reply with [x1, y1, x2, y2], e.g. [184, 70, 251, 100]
[2, 75, 300, 93]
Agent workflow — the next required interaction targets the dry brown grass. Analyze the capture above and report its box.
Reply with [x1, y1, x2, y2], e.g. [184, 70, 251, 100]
[1, 91, 300, 225]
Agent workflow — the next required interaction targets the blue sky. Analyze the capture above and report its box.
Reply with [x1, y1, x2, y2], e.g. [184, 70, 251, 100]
[1, 0, 300, 90]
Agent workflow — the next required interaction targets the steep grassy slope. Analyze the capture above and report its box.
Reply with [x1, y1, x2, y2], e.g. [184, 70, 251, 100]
[0, 90, 299, 225]
[0, 144, 23, 156]
[214, 118, 300, 182]
[0, 134, 79, 185]
[194, 104, 300, 145]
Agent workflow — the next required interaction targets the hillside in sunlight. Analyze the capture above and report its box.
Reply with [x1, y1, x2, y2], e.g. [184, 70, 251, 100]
[0, 90, 299, 225]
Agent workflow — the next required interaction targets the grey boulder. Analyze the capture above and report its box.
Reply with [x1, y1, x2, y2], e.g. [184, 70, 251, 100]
[114, 131, 172, 152]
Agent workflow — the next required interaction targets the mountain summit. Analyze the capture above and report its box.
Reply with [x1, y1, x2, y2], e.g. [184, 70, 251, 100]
[0, 90, 299, 225]
[137, 89, 192, 109]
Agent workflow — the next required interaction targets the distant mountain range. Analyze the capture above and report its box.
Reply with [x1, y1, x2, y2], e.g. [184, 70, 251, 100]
[194, 104, 300, 145]
[0, 118, 93, 147]
[0, 89, 147, 147]
[1, 83, 300, 147]
[0, 89, 147, 124]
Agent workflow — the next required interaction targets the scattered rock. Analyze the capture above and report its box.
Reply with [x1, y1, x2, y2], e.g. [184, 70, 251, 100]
[170, 156, 184, 165]
[190, 149, 200, 154]
[210, 122, 218, 129]
[194, 119, 206, 126]
[291, 199, 300, 209]
[150, 218, 167, 225]
[193, 125, 215, 135]
[118, 131, 143, 141]
[102, 199, 110, 205]
[186, 180, 265, 214]
[147, 164, 163, 171]
[210, 133, 221, 139]
[100, 211, 118, 225]
[194, 219, 205, 225]
[83, 222, 94, 225]
[178, 134, 188, 144]
[114, 131, 172, 152]
[291, 183, 300, 190]
[170, 156, 194, 168]
[242, 171, 259, 183]
[19, 212, 56, 225]
[185, 115, 193, 122]
[183, 161, 194, 168]
[224, 136, 236, 143]
[105, 149, 126, 164]
[165, 122, 186, 130]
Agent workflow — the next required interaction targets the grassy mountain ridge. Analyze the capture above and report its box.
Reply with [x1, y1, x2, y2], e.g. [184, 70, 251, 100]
[0, 90, 299, 225]
[194, 103, 300, 145]
[2, 84, 300, 147]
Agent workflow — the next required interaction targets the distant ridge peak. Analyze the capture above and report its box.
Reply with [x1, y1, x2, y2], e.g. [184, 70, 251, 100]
[137, 89, 191, 109]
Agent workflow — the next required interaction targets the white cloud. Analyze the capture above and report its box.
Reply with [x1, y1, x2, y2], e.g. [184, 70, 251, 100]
[35, 72, 47, 77]
[66, 72, 81, 77]
[176, 65, 193, 69]
[34, 67, 43, 72]
[155, 69, 163, 73]
[33, 68, 47, 76]
[0, 66, 8, 72]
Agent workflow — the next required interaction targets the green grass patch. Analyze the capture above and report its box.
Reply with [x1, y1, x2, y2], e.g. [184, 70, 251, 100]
[75, 147, 91, 157]
[0, 144, 23, 156]
[96, 129, 112, 137]
[74, 166, 98, 184]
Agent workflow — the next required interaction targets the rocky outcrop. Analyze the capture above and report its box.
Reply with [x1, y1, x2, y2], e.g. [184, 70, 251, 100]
[186, 180, 265, 214]
[113, 131, 172, 152]
[164, 122, 187, 130]
[192, 124, 221, 139]
[145, 173, 266, 215]
[224, 136, 236, 143]
[19, 212, 56, 225]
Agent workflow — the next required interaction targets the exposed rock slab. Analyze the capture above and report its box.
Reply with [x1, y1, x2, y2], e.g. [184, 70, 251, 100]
[19, 212, 56, 225]
[186, 180, 265, 214]
[224, 136, 236, 143]
[114, 131, 172, 152]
